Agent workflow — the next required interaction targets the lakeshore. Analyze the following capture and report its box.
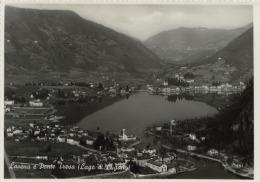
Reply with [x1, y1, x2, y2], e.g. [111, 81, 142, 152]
[175, 148, 254, 179]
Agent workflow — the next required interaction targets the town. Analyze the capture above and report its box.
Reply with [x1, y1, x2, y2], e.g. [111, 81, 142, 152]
[4, 74, 252, 178]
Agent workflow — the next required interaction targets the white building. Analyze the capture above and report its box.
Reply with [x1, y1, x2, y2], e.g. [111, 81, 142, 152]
[231, 160, 244, 169]
[86, 136, 95, 145]
[119, 128, 137, 141]
[186, 79, 195, 83]
[4, 100, 14, 105]
[67, 138, 75, 144]
[29, 100, 43, 107]
[162, 81, 168, 86]
[189, 133, 196, 140]
[155, 127, 162, 131]
[207, 149, 219, 156]
[146, 160, 167, 173]
[187, 145, 197, 151]
[57, 136, 66, 142]
[162, 88, 171, 93]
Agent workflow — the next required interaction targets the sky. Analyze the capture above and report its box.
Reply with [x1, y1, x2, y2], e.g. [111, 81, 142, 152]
[8, 4, 253, 41]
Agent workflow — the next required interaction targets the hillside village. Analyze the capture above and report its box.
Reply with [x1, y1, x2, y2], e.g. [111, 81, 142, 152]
[4, 5, 254, 180]
[4, 76, 252, 178]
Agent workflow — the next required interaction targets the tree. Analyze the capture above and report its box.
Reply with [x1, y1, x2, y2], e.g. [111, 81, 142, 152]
[98, 83, 104, 90]
[45, 145, 52, 153]
[79, 138, 86, 146]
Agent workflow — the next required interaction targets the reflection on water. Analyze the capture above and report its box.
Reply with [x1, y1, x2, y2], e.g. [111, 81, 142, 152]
[166, 94, 194, 103]
[78, 92, 218, 137]
[77, 92, 243, 179]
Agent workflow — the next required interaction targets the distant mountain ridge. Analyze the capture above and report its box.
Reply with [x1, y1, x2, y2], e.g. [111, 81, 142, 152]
[4, 6, 162, 77]
[145, 23, 253, 64]
[201, 27, 253, 72]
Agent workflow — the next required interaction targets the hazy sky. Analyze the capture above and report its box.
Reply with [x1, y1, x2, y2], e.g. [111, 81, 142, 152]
[8, 4, 253, 41]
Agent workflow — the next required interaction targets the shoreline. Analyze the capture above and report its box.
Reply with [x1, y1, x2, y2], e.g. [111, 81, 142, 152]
[175, 149, 254, 179]
[129, 166, 196, 179]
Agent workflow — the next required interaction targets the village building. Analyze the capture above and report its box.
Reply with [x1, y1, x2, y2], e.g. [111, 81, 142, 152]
[120, 147, 135, 153]
[186, 79, 195, 84]
[29, 100, 43, 107]
[118, 128, 136, 141]
[66, 137, 75, 144]
[5, 106, 11, 112]
[146, 160, 167, 173]
[187, 145, 197, 151]
[85, 136, 95, 145]
[201, 136, 206, 141]
[231, 160, 244, 169]
[13, 129, 23, 135]
[36, 136, 47, 141]
[135, 155, 150, 167]
[7, 132, 14, 137]
[4, 100, 15, 105]
[158, 153, 177, 163]
[82, 132, 88, 137]
[29, 123, 35, 128]
[34, 130, 40, 136]
[68, 132, 76, 137]
[162, 80, 168, 87]
[162, 88, 171, 93]
[57, 135, 66, 143]
[155, 126, 162, 131]
[189, 133, 196, 140]
[207, 149, 219, 156]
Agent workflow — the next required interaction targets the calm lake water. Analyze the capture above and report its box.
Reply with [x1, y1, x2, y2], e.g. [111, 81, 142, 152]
[78, 92, 218, 136]
[78, 92, 246, 179]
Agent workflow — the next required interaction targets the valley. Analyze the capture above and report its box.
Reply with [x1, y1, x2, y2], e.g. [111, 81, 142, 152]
[4, 5, 254, 179]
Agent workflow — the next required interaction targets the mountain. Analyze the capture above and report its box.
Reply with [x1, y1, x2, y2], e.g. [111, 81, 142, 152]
[203, 27, 253, 72]
[145, 24, 253, 64]
[202, 79, 253, 158]
[4, 6, 162, 78]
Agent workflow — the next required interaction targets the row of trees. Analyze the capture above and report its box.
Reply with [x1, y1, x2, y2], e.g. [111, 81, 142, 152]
[166, 78, 189, 87]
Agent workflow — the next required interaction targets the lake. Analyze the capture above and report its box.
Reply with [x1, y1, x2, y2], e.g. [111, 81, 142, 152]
[78, 92, 218, 137]
[77, 92, 246, 179]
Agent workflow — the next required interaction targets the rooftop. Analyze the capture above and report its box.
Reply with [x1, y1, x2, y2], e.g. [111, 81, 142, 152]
[147, 160, 165, 167]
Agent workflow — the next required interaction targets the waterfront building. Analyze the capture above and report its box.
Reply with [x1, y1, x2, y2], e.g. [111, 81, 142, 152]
[146, 160, 167, 173]
[209, 86, 217, 92]
[119, 128, 137, 141]
[170, 119, 177, 136]
[167, 166, 177, 173]
[231, 160, 244, 169]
